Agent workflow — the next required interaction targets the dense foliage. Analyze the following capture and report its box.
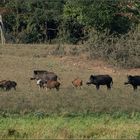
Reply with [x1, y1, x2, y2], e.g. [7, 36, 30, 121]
[0, 0, 140, 44]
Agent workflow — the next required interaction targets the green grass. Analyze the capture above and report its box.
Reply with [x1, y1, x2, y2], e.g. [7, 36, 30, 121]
[0, 44, 140, 139]
[1, 114, 140, 139]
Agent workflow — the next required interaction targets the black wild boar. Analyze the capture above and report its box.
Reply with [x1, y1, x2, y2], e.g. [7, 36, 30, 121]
[124, 75, 140, 90]
[86, 75, 113, 90]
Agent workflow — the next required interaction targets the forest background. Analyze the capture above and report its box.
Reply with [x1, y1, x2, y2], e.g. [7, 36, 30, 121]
[0, 0, 140, 68]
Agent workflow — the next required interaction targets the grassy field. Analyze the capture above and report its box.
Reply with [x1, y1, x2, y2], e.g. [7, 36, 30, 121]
[1, 114, 140, 139]
[0, 44, 140, 139]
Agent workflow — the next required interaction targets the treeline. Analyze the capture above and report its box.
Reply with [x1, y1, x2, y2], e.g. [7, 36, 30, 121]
[0, 0, 140, 44]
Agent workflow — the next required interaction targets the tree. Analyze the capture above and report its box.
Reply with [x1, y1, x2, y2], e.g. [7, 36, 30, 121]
[62, 0, 86, 43]
[2, 0, 65, 43]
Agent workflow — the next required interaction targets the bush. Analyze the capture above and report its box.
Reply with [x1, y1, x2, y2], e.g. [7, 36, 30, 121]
[87, 29, 140, 68]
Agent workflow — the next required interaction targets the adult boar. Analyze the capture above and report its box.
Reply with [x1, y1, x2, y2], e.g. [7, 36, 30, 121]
[124, 75, 140, 90]
[86, 75, 113, 90]
[0, 80, 17, 91]
[4, 80, 17, 91]
[30, 70, 58, 81]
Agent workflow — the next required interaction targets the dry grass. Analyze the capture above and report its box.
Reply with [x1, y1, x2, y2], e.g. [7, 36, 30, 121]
[0, 44, 140, 139]
[0, 44, 139, 115]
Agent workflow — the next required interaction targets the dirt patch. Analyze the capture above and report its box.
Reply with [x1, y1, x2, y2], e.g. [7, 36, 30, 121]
[54, 55, 140, 76]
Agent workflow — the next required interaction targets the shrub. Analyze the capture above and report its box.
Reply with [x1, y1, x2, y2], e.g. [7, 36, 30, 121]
[87, 29, 140, 68]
